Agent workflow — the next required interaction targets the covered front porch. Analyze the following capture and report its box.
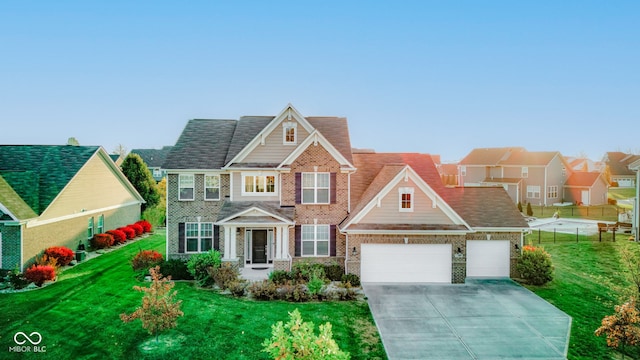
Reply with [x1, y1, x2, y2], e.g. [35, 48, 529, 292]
[216, 201, 294, 270]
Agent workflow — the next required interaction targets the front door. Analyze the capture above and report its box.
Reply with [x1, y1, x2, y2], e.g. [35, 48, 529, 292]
[252, 230, 267, 264]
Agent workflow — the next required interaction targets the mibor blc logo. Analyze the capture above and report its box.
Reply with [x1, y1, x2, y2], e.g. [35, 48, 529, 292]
[9, 331, 47, 353]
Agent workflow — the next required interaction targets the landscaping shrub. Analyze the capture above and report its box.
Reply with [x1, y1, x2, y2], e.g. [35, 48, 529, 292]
[187, 250, 221, 287]
[292, 261, 325, 282]
[517, 202, 523, 212]
[307, 275, 325, 297]
[159, 259, 193, 280]
[278, 283, 310, 302]
[248, 280, 279, 300]
[136, 220, 153, 233]
[119, 226, 136, 240]
[131, 250, 164, 272]
[44, 246, 75, 266]
[91, 233, 115, 250]
[209, 262, 241, 290]
[35, 253, 59, 268]
[3, 268, 29, 290]
[321, 283, 358, 302]
[517, 245, 554, 285]
[227, 280, 248, 297]
[129, 223, 144, 236]
[107, 229, 127, 244]
[341, 273, 361, 287]
[324, 263, 344, 281]
[24, 265, 56, 287]
[268, 270, 292, 285]
[526, 202, 533, 216]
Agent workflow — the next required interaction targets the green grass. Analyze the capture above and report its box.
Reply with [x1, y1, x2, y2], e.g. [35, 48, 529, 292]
[523, 231, 640, 359]
[609, 187, 636, 201]
[0, 235, 386, 359]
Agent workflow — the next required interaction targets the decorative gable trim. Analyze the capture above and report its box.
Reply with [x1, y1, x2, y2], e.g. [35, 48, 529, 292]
[342, 165, 470, 231]
[277, 129, 356, 170]
[215, 206, 294, 225]
[224, 104, 315, 168]
[0, 202, 18, 221]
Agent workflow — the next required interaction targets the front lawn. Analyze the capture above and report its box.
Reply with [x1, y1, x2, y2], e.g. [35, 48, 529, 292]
[523, 231, 640, 359]
[0, 235, 386, 359]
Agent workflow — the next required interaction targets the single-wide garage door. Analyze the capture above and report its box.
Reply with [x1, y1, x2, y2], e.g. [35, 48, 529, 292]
[360, 244, 452, 283]
[466, 240, 510, 278]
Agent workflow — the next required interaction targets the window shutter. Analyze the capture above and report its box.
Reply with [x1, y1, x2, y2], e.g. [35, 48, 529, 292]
[295, 173, 302, 204]
[213, 225, 220, 251]
[178, 223, 185, 254]
[330, 225, 337, 257]
[294, 225, 301, 257]
[330, 173, 337, 204]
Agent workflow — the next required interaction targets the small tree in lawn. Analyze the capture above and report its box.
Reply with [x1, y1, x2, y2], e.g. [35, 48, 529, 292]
[262, 309, 350, 360]
[120, 266, 183, 342]
[595, 298, 640, 359]
[526, 202, 534, 216]
[121, 153, 159, 211]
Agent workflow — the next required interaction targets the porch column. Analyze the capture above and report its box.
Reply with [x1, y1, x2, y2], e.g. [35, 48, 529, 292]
[275, 226, 283, 260]
[229, 226, 237, 259]
[282, 225, 290, 258]
[223, 225, 232, 260]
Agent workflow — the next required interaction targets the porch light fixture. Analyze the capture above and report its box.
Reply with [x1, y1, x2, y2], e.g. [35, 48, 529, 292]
[515, 244, 520, 250]
[457, 247, 462, 254]
[352, 246, 357, 256]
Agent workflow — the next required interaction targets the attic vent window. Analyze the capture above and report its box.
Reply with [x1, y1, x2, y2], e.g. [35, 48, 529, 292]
[283, 122, 297, 145]
[399, 187, 414, 212]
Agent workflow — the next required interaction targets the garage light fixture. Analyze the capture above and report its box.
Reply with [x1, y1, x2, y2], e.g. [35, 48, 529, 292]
[515, 244, 520, 250]
[352, 247, 357, 256]
[457, 247, 462, 254]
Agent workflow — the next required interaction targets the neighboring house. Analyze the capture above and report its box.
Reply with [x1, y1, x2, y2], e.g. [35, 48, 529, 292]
[459, 147, 571, 206]
[563, 172, 609, 206]
[0, 145, 145, 270]
[109, 153, 124, 166]
[565, 157, 605, 173]
[130, 146, 173, 182]
[604, 152, 640, 188]
[438, 163, 459, 186]
[628, 159, 640, 241]
[164, 104, 528, 284]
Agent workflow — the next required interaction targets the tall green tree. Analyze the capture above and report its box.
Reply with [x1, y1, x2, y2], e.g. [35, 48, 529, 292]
[121, 153, 160, 211]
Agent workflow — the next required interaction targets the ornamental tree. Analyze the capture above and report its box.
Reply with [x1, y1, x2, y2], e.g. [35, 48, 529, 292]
[120, 266, 184, 342]
[121, 153, 159, 211]
[595, 298, 640, 357]
[262, 309, 350, 360]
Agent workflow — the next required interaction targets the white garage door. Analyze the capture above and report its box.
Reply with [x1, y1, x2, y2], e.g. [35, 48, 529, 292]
[466, 240, 510, 278]
[360, 244, 452, 283]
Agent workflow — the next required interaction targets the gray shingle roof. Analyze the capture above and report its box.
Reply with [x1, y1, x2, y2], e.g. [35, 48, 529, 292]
[225, 116, 274, 165]
[307, 117, 353, 164]
[442, 187, 529, 228]
[131, 146, 173, 168]
[163, 120, 237, 169]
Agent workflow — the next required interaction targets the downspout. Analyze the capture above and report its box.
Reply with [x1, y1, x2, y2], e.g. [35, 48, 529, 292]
[544, 166, 548, 206]
[344, 232, 349, 275]
[165, 174, 170, 260]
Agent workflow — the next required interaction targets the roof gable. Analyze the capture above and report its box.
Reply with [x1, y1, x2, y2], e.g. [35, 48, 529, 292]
[278, 130, 355, 169]
[0, 174, 38, 220]
[0, 145, 100, 214]
[459, 147, 524, 165]
[564, 172, 607, 187]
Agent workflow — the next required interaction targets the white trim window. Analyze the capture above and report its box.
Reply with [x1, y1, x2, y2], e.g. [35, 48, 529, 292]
[179, 174, 195, 200]
[97, 214, 104, 234]
[185, 222, 213, 253]
[302, 224, 329, 257]
[243, 173, 276, 195]
[460, 165, 466, 176]
[283, 121, 297, 145]
[527, 185, 541, 199]
[302, 172, 330, 204]
[87, 217, 94, 240]
[399, 187, 414, 212]
[522, 167, 529, 178]
[547, 185, 558, 199]
[204, 174, 220, 200]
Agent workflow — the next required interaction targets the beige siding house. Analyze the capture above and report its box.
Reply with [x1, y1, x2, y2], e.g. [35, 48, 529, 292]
[0, 145, 144, 270]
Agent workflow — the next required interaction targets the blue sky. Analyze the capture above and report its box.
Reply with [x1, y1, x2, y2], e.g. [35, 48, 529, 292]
[1, 1, 638, 162]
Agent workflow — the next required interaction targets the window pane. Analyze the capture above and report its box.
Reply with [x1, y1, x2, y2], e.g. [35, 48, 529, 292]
[245, 176, 254, 192]
[205, 188, 219, 200]
[205, 175, 219, 187]
[187, 238, 198, 252]
[316, 225, 329, 240]
[266, 176, 275, 192]
[317, 189, 329, 203]
[180, 175, 194, 186]
[302, 241, 315, 256]
[201, 223, 213, 237]
[302, 225, 315, 240]
[317, 173, 329, 188]
[317, 241, 329, 256]
[201, 238, 212, 252]
[302, 173, 315, 187]
[256, 176, 265, 192]
[180, 188, 194, 200]
[302, 189, 315, 203]
[186, 223, 199, 237]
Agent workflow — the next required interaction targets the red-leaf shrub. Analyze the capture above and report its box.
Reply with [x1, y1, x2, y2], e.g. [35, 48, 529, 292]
[119, 226, 136, 240]
[91, 233, 114, 249]
[107, 229, 127, 244]
[131, 250, 164, 271]
[129, 223, 144, 236]
[136, 220, 152, 233]
[43, 246, 75, 266]
[24, 265, 56, 287]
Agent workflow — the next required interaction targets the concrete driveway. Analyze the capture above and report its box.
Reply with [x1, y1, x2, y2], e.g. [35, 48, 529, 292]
[364, 279, 571, 360]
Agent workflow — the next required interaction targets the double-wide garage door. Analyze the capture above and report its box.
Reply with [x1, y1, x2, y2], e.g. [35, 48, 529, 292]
[360, 244, 452, 283]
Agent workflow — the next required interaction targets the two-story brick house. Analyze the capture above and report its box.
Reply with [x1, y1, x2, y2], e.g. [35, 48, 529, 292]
[459, 147, 573, 206]
[164, 105, 528, 283]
